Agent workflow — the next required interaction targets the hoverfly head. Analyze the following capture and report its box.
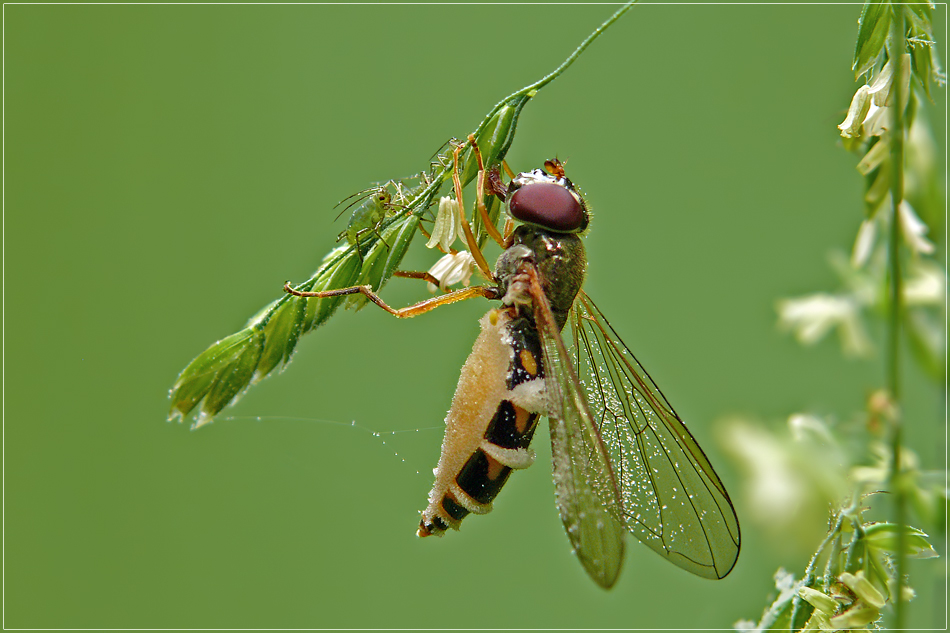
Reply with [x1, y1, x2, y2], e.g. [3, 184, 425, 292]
[505, 165, 589, 233]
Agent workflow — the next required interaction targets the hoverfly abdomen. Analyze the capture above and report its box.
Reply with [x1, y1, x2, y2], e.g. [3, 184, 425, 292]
[484, 317, 544, 452]
[483, 400, 540, 450]
[455, 448, 513, 505]
[504, 317, 544, 390]
[418, 309, 548, 537]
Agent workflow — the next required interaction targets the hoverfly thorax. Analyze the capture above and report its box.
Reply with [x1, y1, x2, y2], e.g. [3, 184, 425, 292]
[506, 167, 589, 234]
[496, 228, 586, 331]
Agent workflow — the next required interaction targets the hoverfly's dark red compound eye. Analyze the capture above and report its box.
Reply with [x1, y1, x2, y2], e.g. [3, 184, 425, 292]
[507, 175, 588, 233]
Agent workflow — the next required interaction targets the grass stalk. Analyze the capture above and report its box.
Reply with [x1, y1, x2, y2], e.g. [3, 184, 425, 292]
[885, 3, 906, 628]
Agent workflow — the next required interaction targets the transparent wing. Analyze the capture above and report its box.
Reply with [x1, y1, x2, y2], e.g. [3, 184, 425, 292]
[568, 292, 740, 579]
[522, 266, 626, 589]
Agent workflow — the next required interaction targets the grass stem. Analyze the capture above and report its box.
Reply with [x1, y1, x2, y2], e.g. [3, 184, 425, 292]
[886, 3, 906, 628]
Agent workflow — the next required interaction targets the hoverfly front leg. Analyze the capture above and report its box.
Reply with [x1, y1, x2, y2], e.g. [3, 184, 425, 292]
[466, 133, 506, 249]
[451, 142, 495, 281]
[483, 162, 514, 246]
[392, 270, 442, 286]
[283, 282, 498, 319]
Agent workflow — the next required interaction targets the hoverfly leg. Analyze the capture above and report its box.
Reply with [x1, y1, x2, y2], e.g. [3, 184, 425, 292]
[483, 163, 513, 246]
[392, 270, 442, 286]
[466, 133, 506, 248]
[502, 217, 515, 246]
[451, 142, 494, 281]
[283, 282, 498, 319]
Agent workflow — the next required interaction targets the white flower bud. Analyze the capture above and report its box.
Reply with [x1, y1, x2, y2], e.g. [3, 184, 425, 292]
[427, 251, 476, 293]
[829, 603, 880, 629]
[851, 218, 877, 268]
[867, 54, 911, 108]
[777, 293, 872, 357]
[798, 586, 839, 616]
[426, 196, 462, 252]
[839, 571, 886, 609]
[898, 200, 935, 256]
[839, 85, 871, 138]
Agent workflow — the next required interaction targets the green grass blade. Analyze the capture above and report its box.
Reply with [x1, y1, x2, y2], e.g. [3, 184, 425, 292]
[169, 327, 261, 423]
[254, 295, 306, 382]
[853, 1, 891, 78]
[302, 248, 362, 332]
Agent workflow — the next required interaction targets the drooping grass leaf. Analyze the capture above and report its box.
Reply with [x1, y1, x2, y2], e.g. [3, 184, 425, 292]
[169, 327, 264, 426]
[903, 3, 943, 99]
[254, 295, 306, 382]
[301, 247, 361, 333]
[853, 1, 891, 79]
[198, 328, 264, 427]
[381, 214, 422, 283]
[864, 522, 939, 559]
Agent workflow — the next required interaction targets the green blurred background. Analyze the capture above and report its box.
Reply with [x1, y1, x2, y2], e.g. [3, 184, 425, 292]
[5, 4, 946, 629]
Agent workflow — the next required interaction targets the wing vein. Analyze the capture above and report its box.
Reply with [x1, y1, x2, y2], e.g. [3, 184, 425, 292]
[568, 292, 741, 579]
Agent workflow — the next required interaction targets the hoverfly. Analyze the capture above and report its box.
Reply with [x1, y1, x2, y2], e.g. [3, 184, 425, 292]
[286, 140, 740, 589]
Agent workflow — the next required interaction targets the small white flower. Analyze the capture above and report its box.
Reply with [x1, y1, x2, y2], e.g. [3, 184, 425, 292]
[851, 218, 877, 268]
[906, 115, 938, 198]
[867, 55, 911, 108]
[427, 251, 476, 293]
[856, 137, 890, 174]
[776, 293, 872, 356]
[426, 196, 462, 252]
[829, 603, 880, 629]
[788, 414, 835, 445]
[719, 420, 805, 525]
[839, 572, 886, 609]
[862, 102, 890, 136]
[904, 260, 945, 305]
[799, 610, 834, 633]
[898, 200, 935, 256]
[867, 58, 895, 105]
[839, 55, 910, 140]
[853, 198, 936, 270]
[798, 586, 838, 616]
[838, 85, 871, 138]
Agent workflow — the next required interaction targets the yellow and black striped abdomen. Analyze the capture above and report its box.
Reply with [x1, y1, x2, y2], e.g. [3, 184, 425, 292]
[418, 311, 546, 537]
